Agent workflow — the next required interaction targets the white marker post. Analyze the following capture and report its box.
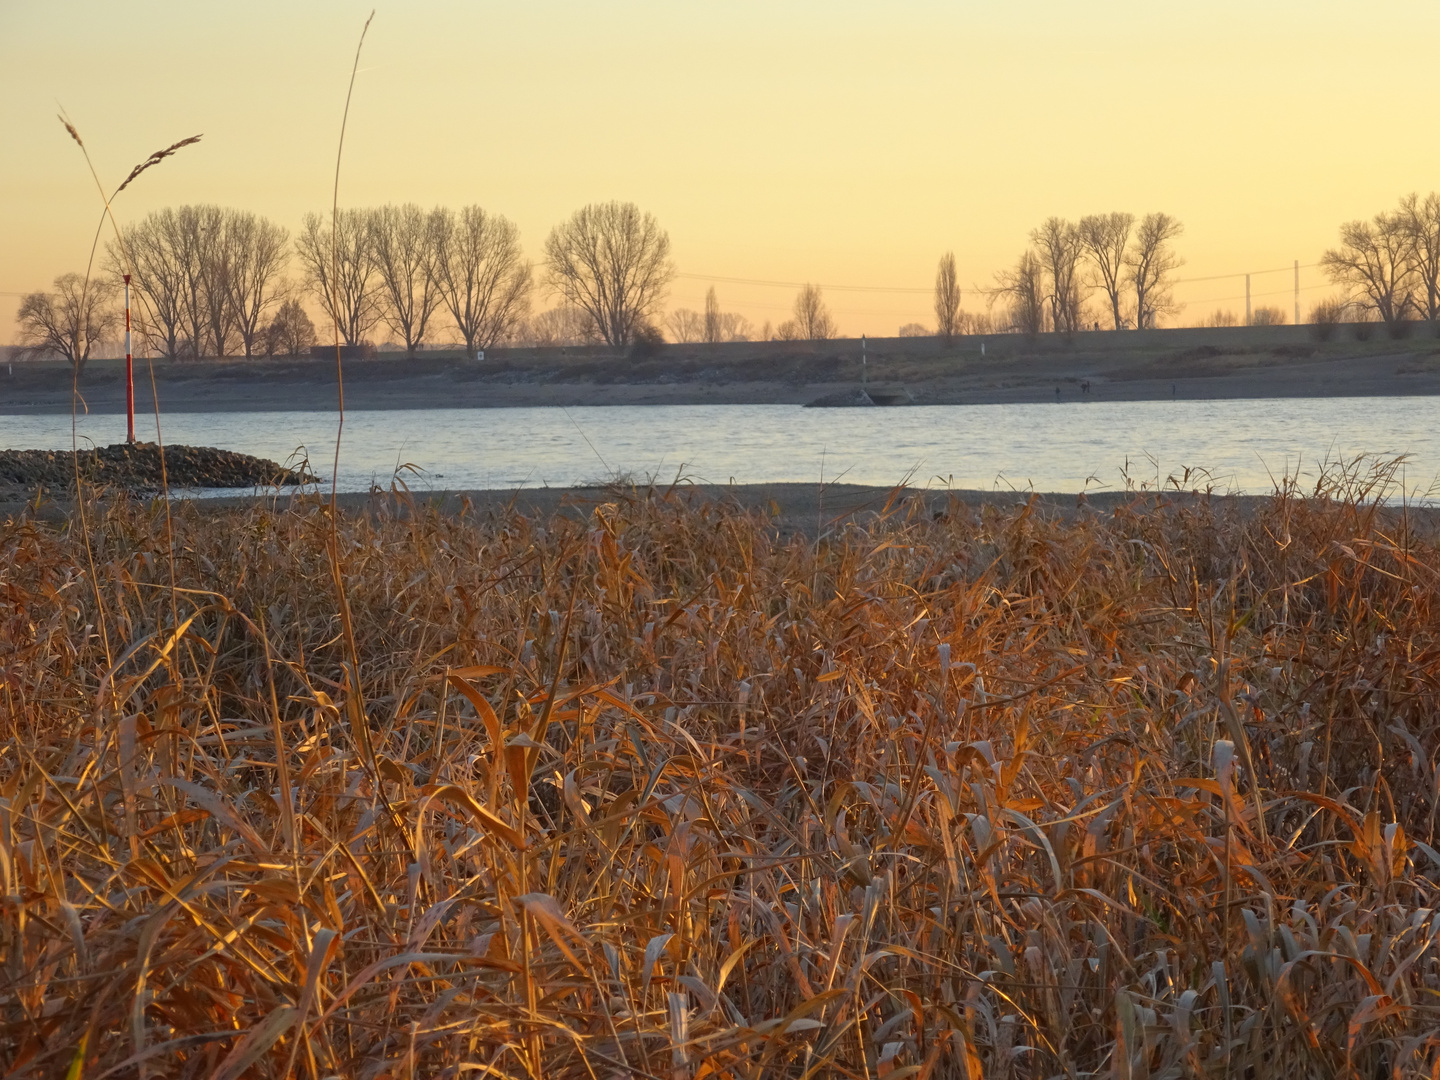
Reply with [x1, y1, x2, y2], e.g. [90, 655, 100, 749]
[124, 274, 135, 443]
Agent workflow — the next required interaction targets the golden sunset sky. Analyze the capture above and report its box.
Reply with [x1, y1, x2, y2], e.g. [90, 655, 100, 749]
[3, 0, 1438, 341]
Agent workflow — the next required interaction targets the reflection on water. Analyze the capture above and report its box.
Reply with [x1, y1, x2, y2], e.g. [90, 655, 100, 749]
[3, 399, 1437, 497]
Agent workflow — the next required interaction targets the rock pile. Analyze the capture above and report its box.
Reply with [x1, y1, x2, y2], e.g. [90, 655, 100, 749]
[0, 443, 313, 493]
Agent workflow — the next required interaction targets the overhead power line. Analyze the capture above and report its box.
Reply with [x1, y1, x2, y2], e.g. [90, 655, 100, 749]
[676, 272, 930, 294]
[1180, 263, 1322, 284]
[678, 262, 1325, 297]
[1184, 282, 1330, 307]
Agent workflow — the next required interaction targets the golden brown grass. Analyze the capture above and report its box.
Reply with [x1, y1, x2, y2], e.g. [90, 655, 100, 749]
[4, 468, 1440, 1078]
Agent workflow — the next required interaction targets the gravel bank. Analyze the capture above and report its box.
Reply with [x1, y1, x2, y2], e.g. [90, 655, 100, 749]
[0, 442, 311, 494]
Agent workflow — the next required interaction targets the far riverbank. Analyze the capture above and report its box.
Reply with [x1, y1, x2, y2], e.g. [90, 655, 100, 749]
[4, 326, 1440, 414]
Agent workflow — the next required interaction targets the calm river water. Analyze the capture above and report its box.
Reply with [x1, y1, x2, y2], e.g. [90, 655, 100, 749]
[3, 399, 1437, 497]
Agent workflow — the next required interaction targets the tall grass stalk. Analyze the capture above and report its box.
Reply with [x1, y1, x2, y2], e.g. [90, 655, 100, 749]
[54, 116, 203, 775]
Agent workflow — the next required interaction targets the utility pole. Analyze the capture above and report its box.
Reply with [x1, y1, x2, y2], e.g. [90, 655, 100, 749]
[1245, 274, 1252, 327]
[123, 274, 135, 443]
[1294, 261, 1300, 325]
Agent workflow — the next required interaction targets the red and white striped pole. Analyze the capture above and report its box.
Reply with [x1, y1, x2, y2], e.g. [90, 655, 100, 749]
[123, 274, 134, 443]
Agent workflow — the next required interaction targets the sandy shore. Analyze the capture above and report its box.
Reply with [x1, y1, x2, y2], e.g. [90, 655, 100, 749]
[0, 479, 1362, 536]
[5, 329, 1440, 415]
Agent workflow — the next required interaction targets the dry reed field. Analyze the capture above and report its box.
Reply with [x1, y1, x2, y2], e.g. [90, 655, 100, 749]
[5, 468, 1440, 1078]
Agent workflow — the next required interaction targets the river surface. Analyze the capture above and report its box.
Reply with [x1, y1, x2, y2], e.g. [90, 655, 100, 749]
[3, 399, 1437, 497]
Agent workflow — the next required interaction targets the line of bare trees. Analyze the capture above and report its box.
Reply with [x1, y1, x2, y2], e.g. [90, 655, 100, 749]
[294, 204, 533, 359]
[1321, 193, 1440, 332]
[299, 199, 677, 355]
[113, 206, 294, 359]
[667, 287, 755, 343]
[668, 282, 839, 344]
[985, 212, 1184, 334]
[13, 207, 297, 370]
[15, 199, 682, 367]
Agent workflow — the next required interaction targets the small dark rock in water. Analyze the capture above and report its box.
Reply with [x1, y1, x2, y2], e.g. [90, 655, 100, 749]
[0, 443, 314, 493]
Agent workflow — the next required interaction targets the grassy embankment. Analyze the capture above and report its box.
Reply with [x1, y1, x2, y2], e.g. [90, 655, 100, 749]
[3, 467, 1440, 1077]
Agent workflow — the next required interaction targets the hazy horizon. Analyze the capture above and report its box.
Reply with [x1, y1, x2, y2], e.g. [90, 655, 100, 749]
[4, 0, 1439, 343]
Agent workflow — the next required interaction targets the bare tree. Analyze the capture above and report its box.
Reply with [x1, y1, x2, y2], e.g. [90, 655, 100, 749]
[1201, 309, 1239, 327]
[666, 309, 705, 343]
[190, 205, 234, 358]
[934, 252, 961, 343]
[223, 211, 290, 358]
[296, 210, 379, 347]
[108, 212, 185, 358]
[990, 251, 1047, 334]
[958, 310, 994, 335]
[522, 305, 597, 347]
[696, 287, 751, 341]
[1321, 211, 1417, 327]
[1127, 212, 1184, 329]
[1077, 212, 1134, 329]
[265, 297, 317, 358]
[543, 202, 674, 347]
[367, 204, 441, 359]
[15, 274, 117, 371]
[1249, 305, 1287, 326]
[717, 312, 753, 341]
[1309, 298, 1346, 339]
[1031, 218, 1085, 332]
[430, 205, 532, 360]
[703, 286, 723, 343]
[171, 206, 214, 359]
[790, 284, 837, 340]
[1399, 192, 1440, 326]
[898, 323, 931, 337]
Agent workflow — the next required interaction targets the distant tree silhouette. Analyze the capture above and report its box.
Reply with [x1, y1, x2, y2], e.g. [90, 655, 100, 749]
[430, 205, 532, 359]
[543, 202, 674, 348]
[1031, 218, 1086, 333]
[784, 284, 836, 341]
[15, 273, 117, 371]
[1399, 193, 1440, 327]
[109, 211, 188, 358]
[934, 253, 961, 343]
[297, 209, 380, 347]
[1077, 212, 1134, 329]
[520, 306, 598, 347]
[667, 308, 705, 343]
[265, 298, 317, 358]
[1201, 309, 1239, 328]
[704, 287, 723, 343]
[1127, 213, 1184, 329]
[990, 251, 1046, 334]
[223, 211, 290, 358]
[368, 204, 441, 359]
[1322, 211, 1416, 328]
